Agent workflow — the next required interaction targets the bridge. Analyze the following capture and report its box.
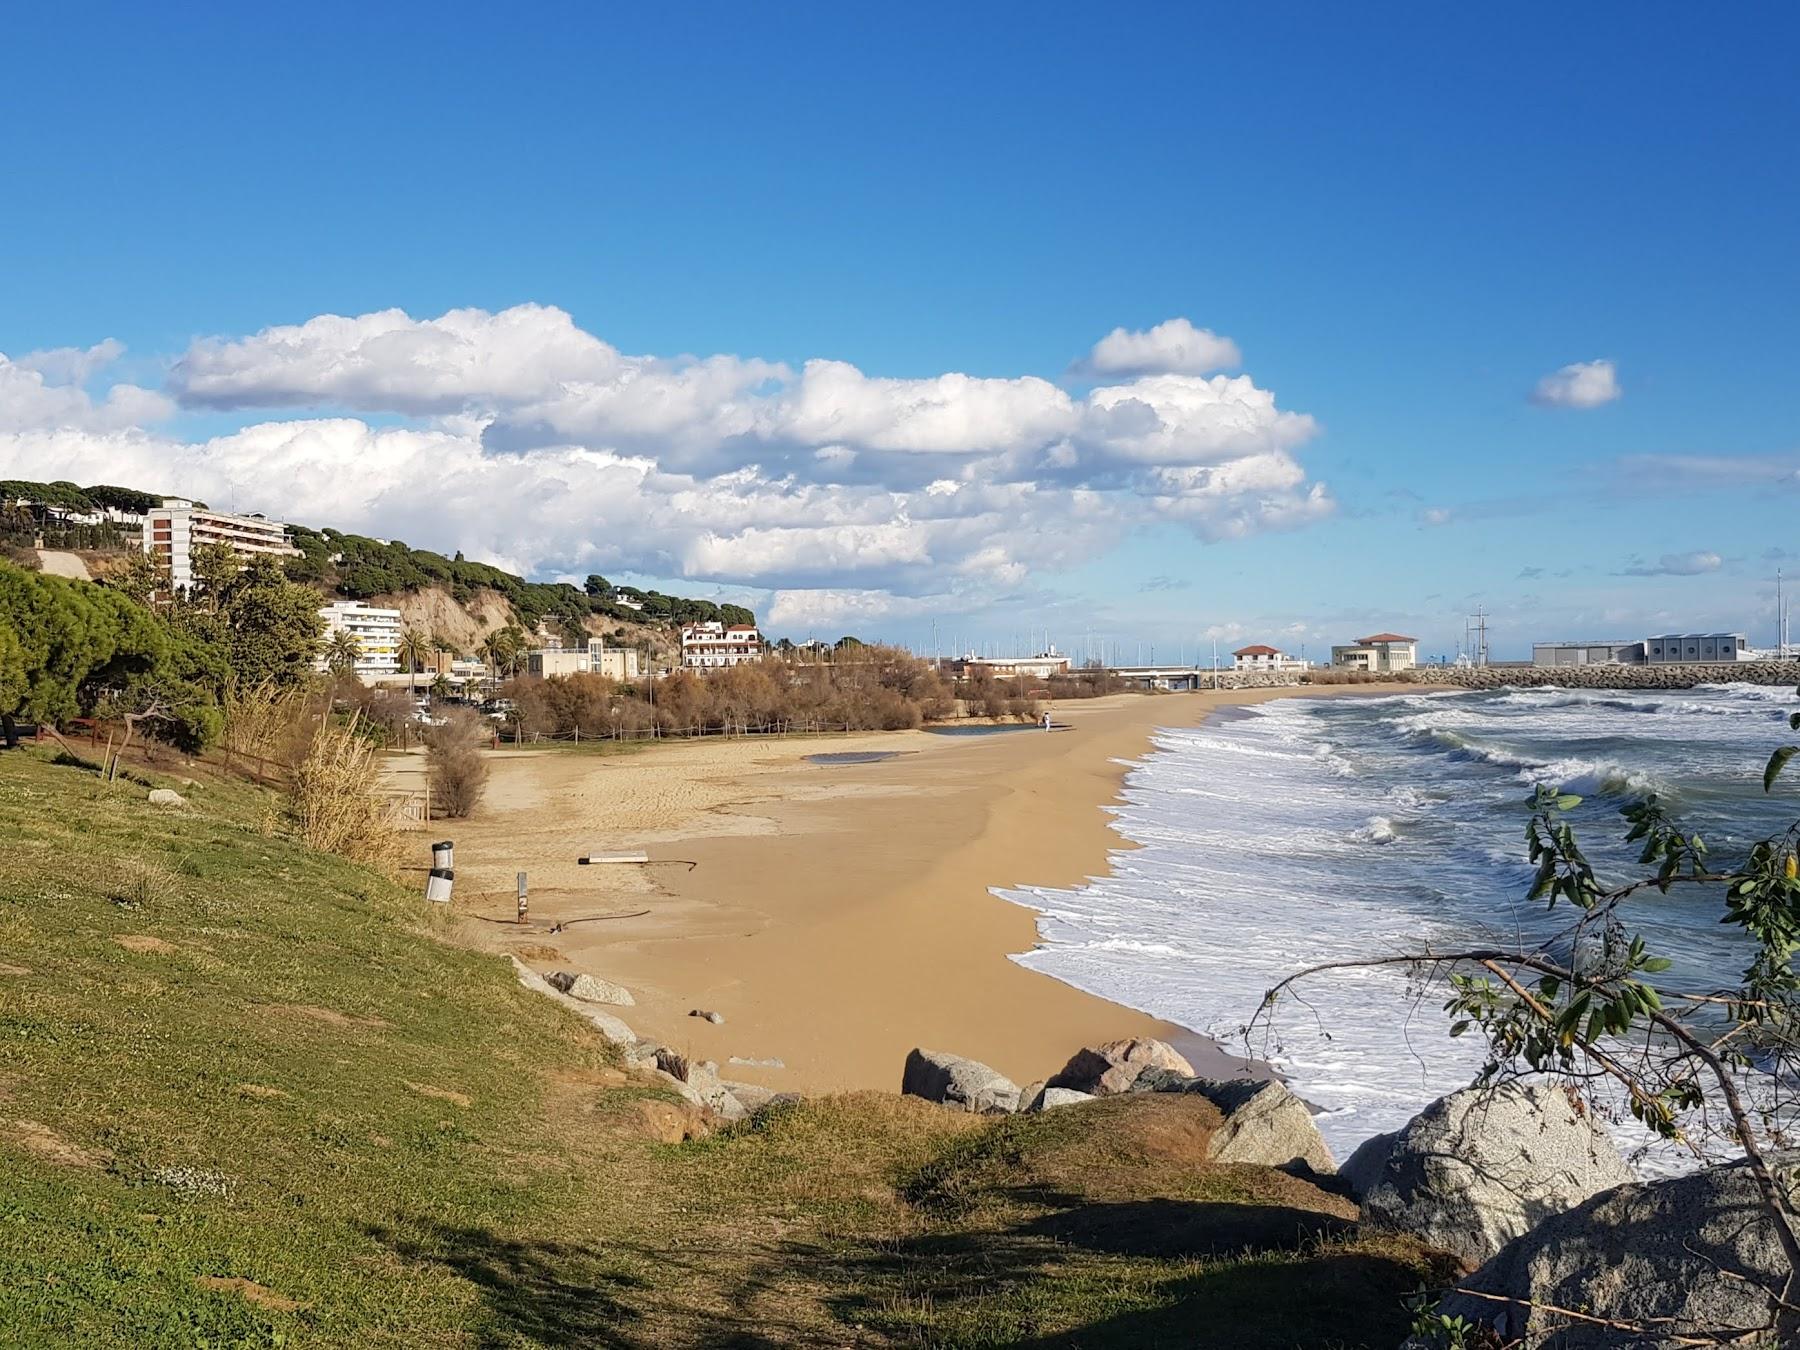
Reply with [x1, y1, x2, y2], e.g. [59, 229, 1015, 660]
[1105, 665, 1225, 691]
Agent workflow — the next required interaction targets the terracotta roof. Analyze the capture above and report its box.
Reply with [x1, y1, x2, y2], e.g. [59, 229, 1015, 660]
[1356, 632, 1418, 644]
[1233, 644, 1282, 657]
[726, 624, 758, 632]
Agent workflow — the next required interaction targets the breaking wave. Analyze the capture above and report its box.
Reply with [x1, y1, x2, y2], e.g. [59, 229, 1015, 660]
[999, 681, 1784, 1167]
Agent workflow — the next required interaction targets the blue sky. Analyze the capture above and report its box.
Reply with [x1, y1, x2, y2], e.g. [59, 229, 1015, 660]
[3, 4, 1796, 658]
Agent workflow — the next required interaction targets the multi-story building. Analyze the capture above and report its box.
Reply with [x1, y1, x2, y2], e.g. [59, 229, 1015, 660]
[680, 621, 763, 669]
[316, 601, 403, 681]
[141, 498, 298, 592]
[524, 638, 644, 680]
[1330, 632, 1419, 672]
[1231, 644, 1311, 672]
[589, 640, 641, 680]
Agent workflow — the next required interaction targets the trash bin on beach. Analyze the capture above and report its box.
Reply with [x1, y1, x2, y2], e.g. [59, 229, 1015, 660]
[425, 840, 455, 903]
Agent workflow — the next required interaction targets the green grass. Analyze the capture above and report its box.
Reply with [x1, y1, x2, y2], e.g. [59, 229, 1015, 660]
[0, 748, 1454, 1347]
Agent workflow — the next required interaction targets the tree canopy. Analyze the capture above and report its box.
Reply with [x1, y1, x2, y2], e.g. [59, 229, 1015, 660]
[0, 563, 170, 734]
[0, 554, 322, 751]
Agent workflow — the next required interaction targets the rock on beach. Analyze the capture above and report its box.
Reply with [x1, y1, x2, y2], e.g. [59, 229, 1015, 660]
[1348, 1082, 1634, 1266]
[901, 1048, 1021, 1114]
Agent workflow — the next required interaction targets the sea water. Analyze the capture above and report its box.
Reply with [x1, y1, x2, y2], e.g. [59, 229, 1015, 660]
[998, 683, 1800, 1165]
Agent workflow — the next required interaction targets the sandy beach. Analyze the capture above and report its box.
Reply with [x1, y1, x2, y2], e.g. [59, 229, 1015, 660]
[403, 685, 1410, 1095]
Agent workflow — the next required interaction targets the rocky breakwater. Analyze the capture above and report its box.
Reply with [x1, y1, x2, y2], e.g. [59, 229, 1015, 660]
[1407, 659, 1798, 691]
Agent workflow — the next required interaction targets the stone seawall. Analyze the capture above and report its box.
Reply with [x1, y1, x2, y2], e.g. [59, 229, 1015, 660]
[1403, 661, 1797, 691]
[1203, 671, 1311, 690]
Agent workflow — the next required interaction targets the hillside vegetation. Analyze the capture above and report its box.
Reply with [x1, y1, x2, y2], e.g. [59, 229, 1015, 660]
[0, 750, 1452, 1347]
[0, 477, 756, 642]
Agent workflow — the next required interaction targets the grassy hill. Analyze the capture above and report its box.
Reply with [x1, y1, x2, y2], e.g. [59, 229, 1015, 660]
[0, 749, 1452, 1347]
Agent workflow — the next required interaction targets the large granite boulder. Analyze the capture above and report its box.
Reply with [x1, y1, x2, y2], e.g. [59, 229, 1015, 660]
[1413, 1156, 1800, 1347]
[1355, 1082, 1635, 1266]
[1126, 1073, 1336, 1173]
[1048, 1038, 1195, 1097]
[902, 1048, 1020, 1114]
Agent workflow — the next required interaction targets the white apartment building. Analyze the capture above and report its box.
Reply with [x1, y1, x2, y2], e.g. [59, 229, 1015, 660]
[316, 601, 403, 681]
[680, 621, 762, 669]
[142, 498, 298, 592]
[1231, 644, 1311, 672]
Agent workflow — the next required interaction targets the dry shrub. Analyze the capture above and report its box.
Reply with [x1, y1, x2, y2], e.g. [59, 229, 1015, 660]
[111, 857, 177, 910]
[425, 708, 490, 819]
[288, 712, 404, 871]
[339, 683, 415, 745]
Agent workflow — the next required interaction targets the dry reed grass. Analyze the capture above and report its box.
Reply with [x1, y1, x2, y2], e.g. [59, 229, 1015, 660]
[223, 680, 310, 762]
[287, 712, 405, 872]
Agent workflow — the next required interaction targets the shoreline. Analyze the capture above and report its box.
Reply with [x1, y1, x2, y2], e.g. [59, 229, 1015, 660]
[421, 683, 1415, 1096]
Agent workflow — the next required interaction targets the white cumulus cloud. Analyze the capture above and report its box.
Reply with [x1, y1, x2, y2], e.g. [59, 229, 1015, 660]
[1532, 358, 1621, 409]
[1079, 318, 1241, 379]
[0, 350, 172, 432]
[6, 303, 1340, 630]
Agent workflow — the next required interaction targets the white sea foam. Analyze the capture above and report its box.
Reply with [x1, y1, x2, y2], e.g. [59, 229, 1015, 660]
[1355, 815, 1399, 844]
[999, 683, 1785, 1167]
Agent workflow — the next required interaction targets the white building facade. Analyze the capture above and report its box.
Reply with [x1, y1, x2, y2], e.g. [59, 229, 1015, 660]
[317, 601, 402, 680]
[524, 639, 643, 680]
[1231, 644, 1311, 672]
[1331, 632, 1419, 672]
[951, 652, 1073, 680]
[680, 622, 763, 669]
[142, 498, 298, 592]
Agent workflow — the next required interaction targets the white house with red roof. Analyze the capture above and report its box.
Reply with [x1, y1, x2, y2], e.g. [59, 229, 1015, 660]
[680, 620, 764, 669]
[1231, 644, 1310, 672]
[1330, 632, 1419, 672]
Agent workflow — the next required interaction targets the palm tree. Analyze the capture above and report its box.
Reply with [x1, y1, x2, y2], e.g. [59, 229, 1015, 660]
[398, 628, 432, 701]
[325, 629, 362, 679]
[480, 630, 511, 696]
